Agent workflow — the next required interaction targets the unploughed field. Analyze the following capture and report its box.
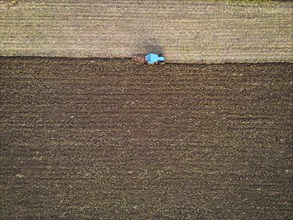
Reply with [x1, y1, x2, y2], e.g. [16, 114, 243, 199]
[1, 0, 292, 63]
[0, 57, 292, 219]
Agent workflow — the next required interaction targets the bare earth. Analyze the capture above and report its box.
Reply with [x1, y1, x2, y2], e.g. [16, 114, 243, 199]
[0, 0, 292, 63]
[0, 57, 292, 219]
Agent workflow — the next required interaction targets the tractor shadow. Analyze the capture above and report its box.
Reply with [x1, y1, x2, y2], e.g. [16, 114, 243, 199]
[135, 38, 164, 55]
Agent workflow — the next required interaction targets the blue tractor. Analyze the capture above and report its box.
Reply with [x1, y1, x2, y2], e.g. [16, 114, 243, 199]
[133, 53, 165, 64]
[145, 53, 165, 64]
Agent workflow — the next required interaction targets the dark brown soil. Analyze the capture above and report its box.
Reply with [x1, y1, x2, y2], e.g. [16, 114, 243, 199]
[0, 57, 292, 219]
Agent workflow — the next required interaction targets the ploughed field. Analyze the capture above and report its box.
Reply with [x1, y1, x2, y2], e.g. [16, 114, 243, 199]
[0, 57, 292, 219]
